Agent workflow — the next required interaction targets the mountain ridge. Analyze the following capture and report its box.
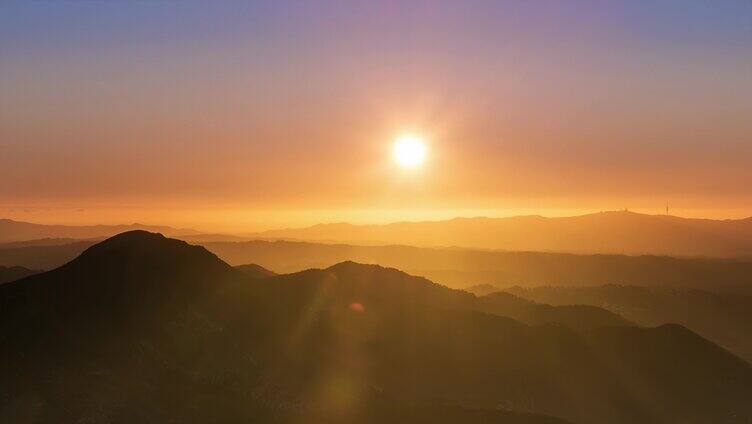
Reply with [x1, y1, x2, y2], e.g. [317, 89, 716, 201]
[0, 265, 39, 284]
[2, 231, 752, 423]
[0, 218, 198, 244]
[5, 237, 752, 294]
[203, 239, 752, 293]
[499, 284, 752, 363]
[254, 210, 752, 257]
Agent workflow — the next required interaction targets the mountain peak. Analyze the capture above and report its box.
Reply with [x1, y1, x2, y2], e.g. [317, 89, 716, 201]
[327, 260, 384, 271]
[236, 263, 277, 279]
[94, 229, 166, 243]
[3, 231, 241, 306]
[65, 230, 233, 274]
[71, 230, 192, 260]
[325, 260, 418, 281]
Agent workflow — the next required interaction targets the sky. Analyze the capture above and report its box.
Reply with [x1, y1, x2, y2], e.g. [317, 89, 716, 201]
[1, 1, 751, 232]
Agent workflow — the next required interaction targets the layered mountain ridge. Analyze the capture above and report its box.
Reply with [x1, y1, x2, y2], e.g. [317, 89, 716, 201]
[255, 211, 752, 257]
[1, 231, 751, 423]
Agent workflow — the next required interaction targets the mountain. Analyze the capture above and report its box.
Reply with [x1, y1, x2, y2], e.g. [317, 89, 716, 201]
[0, 240, 97, 270]
[476, 292, 632, 331]
[468, 283, 505, 296]
[236, 263, 278, 279]
[0, 218, 198, 243]
[502, 285, 752, 364]
[0, 266, 39, 284]
[261, 260, 631, 332]
[254, 211, 752, 257]
[2, 232, 752, 423]
[5, 237, 752, 293]
[0, 232, 570, 423]
[178, 233, 256, 243]
[203, 239, 752, 293]
[0, 238, 93, 248]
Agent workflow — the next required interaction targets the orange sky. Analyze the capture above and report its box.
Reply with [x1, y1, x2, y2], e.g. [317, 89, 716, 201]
[2, 2, 751, 232]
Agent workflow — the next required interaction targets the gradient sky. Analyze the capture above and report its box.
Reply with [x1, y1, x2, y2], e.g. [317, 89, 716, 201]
[1, 1, 751, 231]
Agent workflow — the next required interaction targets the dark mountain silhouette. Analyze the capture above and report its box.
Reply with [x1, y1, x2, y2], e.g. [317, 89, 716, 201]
[254, 211, 752, 257]
[0, 218, 198, 243]
[2, 232, 752, 423]
[0, 266, 39, 284]
[501, 285, 752, 364]
[236, 263, 278, 279]
[262, 261, 631, 332]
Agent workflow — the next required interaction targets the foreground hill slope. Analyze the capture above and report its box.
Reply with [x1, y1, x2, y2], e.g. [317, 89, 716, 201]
[0, 232, 567, 423]
[2, 232, 751, 423]
[256, 211, 752, 257]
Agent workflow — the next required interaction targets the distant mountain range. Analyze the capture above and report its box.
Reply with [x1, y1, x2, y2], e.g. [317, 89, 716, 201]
[0, 265, 38, 284]
[3, 237, 752, 294]
[0, 218, 198, 243]
[255, 211, 752, 257]
[0, 240, 98, 270]
[5, 210, 752, 257]
[203, 240, 752, 293]
[1, 231, 751, 423]
[236, 263, 278, 279]
[466, 284, 752, 365]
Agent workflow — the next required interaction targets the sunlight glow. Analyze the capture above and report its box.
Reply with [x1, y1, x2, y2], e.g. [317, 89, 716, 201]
[393, 135, 427, 168]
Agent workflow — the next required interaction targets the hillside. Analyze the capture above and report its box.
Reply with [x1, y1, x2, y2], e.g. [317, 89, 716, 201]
[502, 285, 752, 364]
[2, 232, 751, 423]
[255, 211, 752, 257]
[235, 263, 278, 279]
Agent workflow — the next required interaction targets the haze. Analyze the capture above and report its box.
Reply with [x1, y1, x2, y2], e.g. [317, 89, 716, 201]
[2, 1, 752, 231]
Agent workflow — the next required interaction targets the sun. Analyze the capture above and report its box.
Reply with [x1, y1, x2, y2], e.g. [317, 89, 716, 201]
[393, 134, 427, 168]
